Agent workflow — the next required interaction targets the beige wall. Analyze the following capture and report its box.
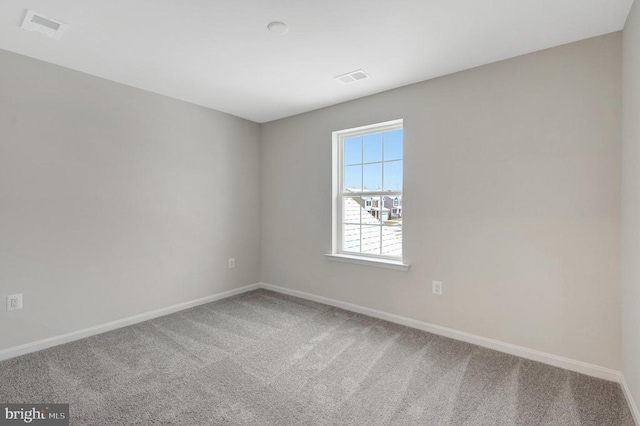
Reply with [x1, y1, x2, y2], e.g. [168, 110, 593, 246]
[0, 49, 261, 351]
[261, 34, 623, 369]
[622, 0, 640, 412]
[0, 31, 627, 376]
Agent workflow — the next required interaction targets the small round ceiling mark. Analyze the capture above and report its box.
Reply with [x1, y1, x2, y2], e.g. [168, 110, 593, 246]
[267, 21, 289, 35]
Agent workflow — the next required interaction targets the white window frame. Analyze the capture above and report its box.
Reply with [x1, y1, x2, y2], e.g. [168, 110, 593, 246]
[327, 119, 409, 271]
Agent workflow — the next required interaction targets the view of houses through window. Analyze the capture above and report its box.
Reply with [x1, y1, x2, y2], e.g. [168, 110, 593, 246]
[336, 120, 403, 259]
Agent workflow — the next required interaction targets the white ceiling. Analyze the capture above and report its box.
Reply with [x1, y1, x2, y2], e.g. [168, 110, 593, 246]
[0, 0, 634, 123]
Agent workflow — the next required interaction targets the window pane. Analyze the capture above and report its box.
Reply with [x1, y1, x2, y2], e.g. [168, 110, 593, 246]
[342, 196, 362, 224]
[390, 196, 402, 212]
[363, 163, 382, 192]
[361, 225, 381, 255]
[362, 196, 374, 220]
[363, 133, 382, 163]
[383, 129, 403, 161]
[383, 160, 402, 191]
[343, 224, 361, 253]
[344, 136, 362, 165]
[360, 197, 378, 226]
[365, 196, 387, 224]
[382, 223, 402, 257]
[343, 165, 362, 192]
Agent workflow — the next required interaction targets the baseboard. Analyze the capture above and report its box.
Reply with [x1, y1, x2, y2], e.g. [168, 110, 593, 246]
[259, 282, 622, 383]
[0, 283, 261, 362]
[621, 376, 640, 425]
[0, 281, 625, 386]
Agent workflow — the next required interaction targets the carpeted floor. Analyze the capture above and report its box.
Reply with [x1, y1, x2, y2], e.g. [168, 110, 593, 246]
[0, 289, 635, 425]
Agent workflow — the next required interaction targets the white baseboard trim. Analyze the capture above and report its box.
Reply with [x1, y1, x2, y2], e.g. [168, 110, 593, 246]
[621, 376, 640, 425]
[259, 282, 623, 383]
[0, 283, 261, 362]
[0, 281, 626, 387]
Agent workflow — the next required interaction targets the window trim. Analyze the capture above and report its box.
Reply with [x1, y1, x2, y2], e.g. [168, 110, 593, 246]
[330, 119, 407, 268]
[325, 253, 410, 271]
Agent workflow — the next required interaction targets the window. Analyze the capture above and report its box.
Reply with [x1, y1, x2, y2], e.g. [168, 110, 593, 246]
[331, 119, 404, 264]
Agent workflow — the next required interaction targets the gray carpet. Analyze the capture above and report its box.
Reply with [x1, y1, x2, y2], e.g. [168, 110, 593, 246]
[0, 289, 635, 425]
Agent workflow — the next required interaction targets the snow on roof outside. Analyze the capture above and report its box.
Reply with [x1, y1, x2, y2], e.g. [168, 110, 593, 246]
[343, 197, 401, 257]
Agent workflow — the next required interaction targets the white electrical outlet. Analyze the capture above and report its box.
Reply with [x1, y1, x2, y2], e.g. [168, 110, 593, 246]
[7, 294, 23, 311]
[228, 258, 235, 269]
[432, 281, 443, 295]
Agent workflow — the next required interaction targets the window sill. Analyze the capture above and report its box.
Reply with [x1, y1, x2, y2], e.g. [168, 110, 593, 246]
[325, 254, 410, 271]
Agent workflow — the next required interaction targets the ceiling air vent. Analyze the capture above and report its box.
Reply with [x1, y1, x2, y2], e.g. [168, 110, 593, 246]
[335, 69, 370, 84]
[21, 10, 67, 39]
